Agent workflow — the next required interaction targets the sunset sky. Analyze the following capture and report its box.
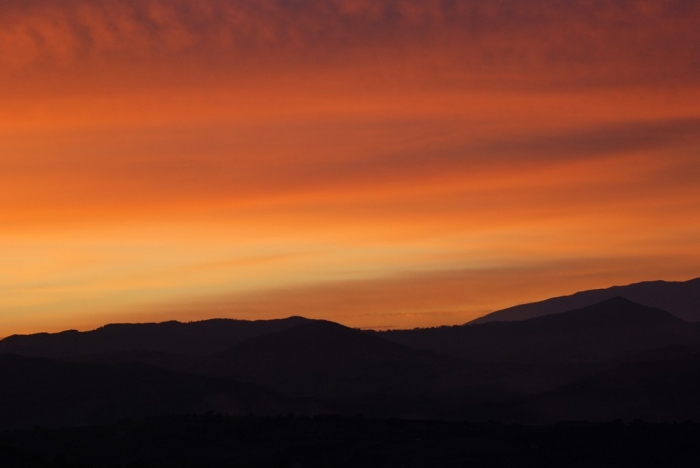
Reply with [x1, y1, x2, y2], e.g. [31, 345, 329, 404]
[1, 0, 699, 335]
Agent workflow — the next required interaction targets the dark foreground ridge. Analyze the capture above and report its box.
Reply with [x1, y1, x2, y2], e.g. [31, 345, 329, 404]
[2, 414, 700, 468]
[0, 415, 700, 468]
[3, 296, 700, 425]
[1, 291, 700, 465]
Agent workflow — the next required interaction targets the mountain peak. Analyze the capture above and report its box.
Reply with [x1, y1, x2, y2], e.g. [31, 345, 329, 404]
[379, 297, 696, 364]
[216, 320, 390, 360]
[469, 276, 700, 324]
[520, 296, 683, 328]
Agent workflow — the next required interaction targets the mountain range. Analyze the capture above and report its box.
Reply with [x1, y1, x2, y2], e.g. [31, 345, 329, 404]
[470, 277, 700, 323]
[2, 277, 700, 428]
[376, 297, 700, 363]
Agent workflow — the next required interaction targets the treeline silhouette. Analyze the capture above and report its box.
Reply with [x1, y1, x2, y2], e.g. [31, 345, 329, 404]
[3, 297, 700, 425]
[2, 281, 700, 465]
[2, 414, 700, 467]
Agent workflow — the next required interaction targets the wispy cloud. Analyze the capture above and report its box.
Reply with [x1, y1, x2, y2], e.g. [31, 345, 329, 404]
[1, 0, 698, 88]
[135, 257, 700, 330]
[0, 1, 699, 333]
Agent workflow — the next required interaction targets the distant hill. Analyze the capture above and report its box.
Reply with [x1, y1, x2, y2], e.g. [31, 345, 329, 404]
[70, 321, 599, 419]
[5, 292, 700, 424]
[377, 298, 700, 364]
[470, 277, 700, 324]
[213, 320, 466, 398]
[0, 354, 313, 430]
[0, 316, 312, 357]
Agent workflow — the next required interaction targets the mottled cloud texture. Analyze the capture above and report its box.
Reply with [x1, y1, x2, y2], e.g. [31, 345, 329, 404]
[0, 1, 699, 333]
[2, 0, 699, 85]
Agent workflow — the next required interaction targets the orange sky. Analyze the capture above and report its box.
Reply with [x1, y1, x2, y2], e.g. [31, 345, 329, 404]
[1, 0, 699, 335]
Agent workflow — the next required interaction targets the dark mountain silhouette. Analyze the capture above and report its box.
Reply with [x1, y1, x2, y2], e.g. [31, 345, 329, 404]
[469, 277, 700, 324]
[212, 320, 465, 398]
[616, 342, 700, 364]
[4, 415, 700, 468]
[377, 298, 700, 364]
[207, 320, 598, 417]
[491, 347, 700, 423]
[60, 321, 598, 421]
[68, 348, 220, 378]
[0, 316, 311, 357]
[0, 354, 313, 430]
[62, 321, 460, 397]
[4, 288, 700, 426]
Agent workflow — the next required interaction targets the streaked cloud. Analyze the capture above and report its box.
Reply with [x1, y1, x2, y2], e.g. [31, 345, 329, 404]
[134, 256, 700, 330]
[0, 1, 698, 334]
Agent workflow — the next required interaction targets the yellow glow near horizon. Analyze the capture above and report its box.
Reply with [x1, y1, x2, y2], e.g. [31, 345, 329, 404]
[1, 1, 699, 335]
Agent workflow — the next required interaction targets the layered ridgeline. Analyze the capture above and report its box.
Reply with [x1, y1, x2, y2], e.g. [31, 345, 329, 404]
[3, 290, 700, 425]
[0, 317, 595, 422]
[375, 298, 700, 363]
[469, 277, 700, 324]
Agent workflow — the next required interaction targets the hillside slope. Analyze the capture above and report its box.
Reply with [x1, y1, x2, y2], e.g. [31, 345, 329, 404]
[470, 277, 700, 324]
[0, 316, 312, 357]
[378, 298, 700, 364]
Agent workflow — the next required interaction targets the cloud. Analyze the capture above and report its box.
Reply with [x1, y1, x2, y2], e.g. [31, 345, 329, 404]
[0, 0, 698, 89]
[1, 115, 697, 229]
[134, 256, 700, 330]
[1, 1, 699, 334]
[477, 117, 700, 163]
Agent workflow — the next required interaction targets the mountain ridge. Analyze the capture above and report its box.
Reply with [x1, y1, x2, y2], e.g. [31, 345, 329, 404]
[3, 293, 700, 425]
[0, 316, 313, 357]
[469, 276, 700, 324]
[377, 297, 700, 363]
